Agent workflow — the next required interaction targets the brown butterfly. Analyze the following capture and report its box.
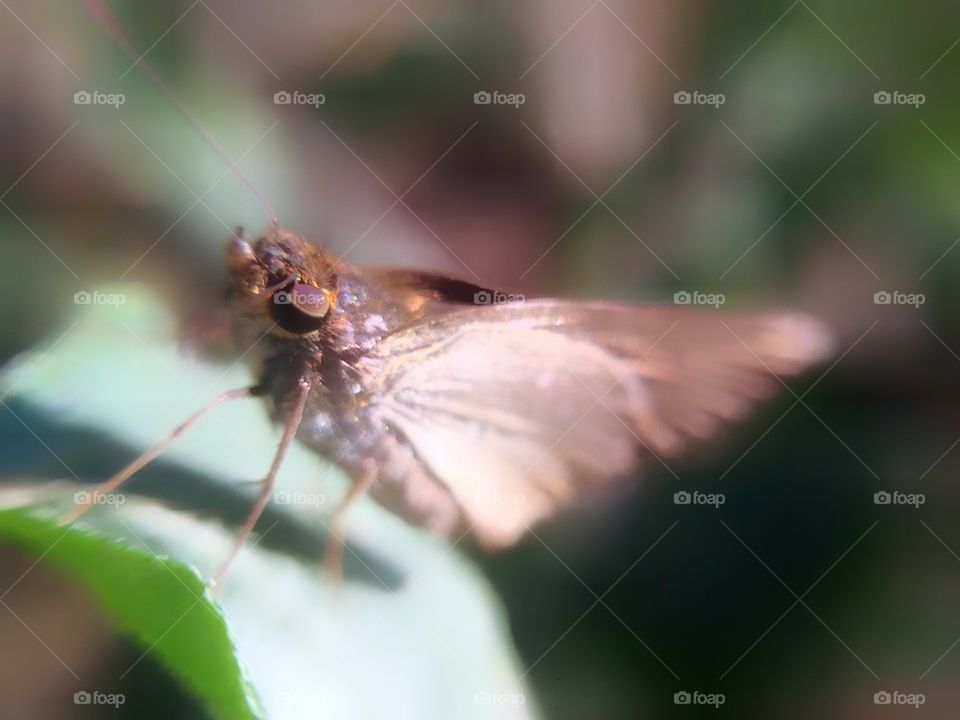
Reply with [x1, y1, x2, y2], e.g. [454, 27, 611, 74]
[67, 1, 833, 586]
[67, 221, 832, 583]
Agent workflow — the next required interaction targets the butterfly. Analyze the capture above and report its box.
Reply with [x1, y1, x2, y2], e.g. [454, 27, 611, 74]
[67, 222, 831, 583]
[67, 0, 833, 586]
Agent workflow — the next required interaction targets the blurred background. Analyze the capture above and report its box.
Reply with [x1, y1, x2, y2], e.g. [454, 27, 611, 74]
[1, 0, 959, 717]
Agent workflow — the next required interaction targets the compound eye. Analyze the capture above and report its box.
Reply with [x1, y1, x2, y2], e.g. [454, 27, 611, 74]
[271, 283, 333, 334]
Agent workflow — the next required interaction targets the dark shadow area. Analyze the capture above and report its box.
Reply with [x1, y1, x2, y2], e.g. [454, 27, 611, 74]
[0, 398, 402, 590]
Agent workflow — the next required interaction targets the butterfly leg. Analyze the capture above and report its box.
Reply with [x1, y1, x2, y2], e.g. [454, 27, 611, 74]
[210, 378, 312, 591]
[324, 459, 376, 586]
[61, 386, 257, 524]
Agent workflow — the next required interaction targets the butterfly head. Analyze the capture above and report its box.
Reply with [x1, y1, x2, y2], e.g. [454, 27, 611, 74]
[226, 226, 338, 336]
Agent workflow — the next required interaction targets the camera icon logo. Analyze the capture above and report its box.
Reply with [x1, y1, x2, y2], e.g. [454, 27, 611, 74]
[474, 290, 492, 305]
[873, 691, 891, 705]
[73, 91, 92, 105]
[673, 290, 691, 305]
[873, 91, 891, 105]
[474, 91, 492, 105]
[74, 290, 91, 305]
[73, 490, 91, 505]
[274, 90, 292, 105]
[273, 491, 292, 504]
[873, 290, 891, 305]
[673, 91, 691, 105]
[873, 491, 891, 505]
[74, 691, 92, 705]
[274, 290, 293, 305]
[673, 691, 691, 705]
[674, 491, 691, 505]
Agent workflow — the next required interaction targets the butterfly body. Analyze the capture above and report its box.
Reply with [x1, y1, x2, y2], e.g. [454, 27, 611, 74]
[231, 229, 483, 535]
[226, 227, 833, 550]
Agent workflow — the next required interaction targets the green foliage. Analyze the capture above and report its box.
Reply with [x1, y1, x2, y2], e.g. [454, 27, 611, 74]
[0, 506, 262, 720]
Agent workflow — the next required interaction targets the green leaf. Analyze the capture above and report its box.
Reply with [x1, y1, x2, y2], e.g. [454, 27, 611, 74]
[0, 505, 262, 720]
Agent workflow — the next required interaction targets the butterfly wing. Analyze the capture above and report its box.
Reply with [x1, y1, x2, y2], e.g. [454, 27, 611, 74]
[358, 299, 832, 548]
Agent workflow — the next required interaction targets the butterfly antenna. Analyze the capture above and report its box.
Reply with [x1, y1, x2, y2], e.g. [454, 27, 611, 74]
[78, 0, 280, 226]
